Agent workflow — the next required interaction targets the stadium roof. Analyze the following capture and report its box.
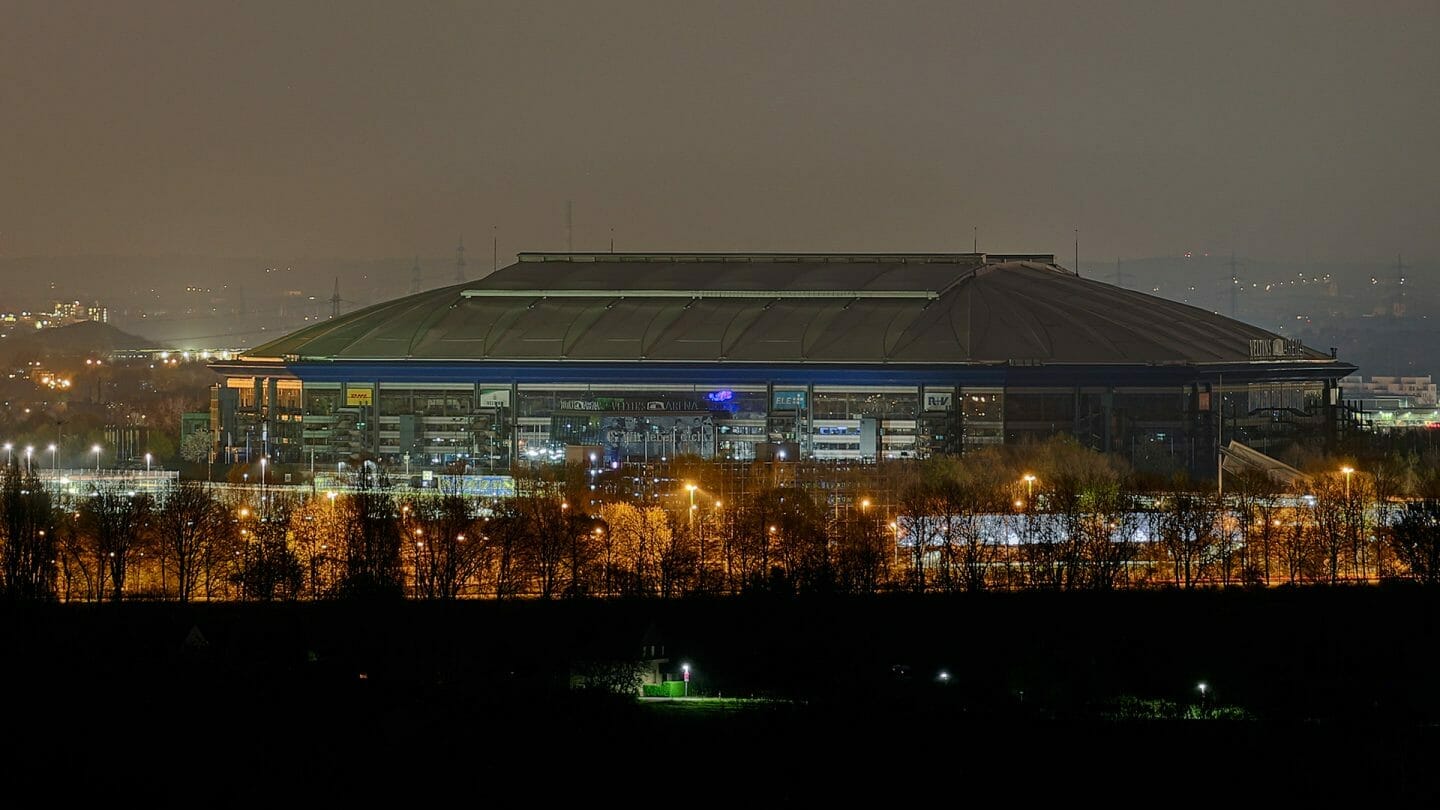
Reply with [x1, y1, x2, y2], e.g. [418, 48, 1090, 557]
[242, 252, 1338, 367]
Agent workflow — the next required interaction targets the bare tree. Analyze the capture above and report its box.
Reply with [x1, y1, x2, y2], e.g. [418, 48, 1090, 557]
[1, 464, 57, 600]
[896, 479, 937, 593]
[290, 493, 342, 598]
[1081, 486, 1143, 590]
[1308, 474, 1349, 584]
[942, 465, 1006, 593]
[234, 493, 303, 600]
[1369, 455, 1410, 579]
[752, 487, 828, 593]
[337, 474, 403, 599]
[511, 495, 567, 599]
[835, 501, 889, 594]
[405, 485, 486, 599]
[1232, 471, 1283, 585]
[486, 499, 533, 599]
[563, 510, 601, 598]
[81, 485, 152, 602]
[1390, 504, 1440, 584]
[656, 510, 693, 598]
[1157, 477, 1219, 588]
[154, 481, 222, 602]
[54, 499, 92, 601]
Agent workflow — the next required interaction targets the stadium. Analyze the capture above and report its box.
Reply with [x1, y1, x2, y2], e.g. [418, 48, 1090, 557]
[209, 252, 1356, 474]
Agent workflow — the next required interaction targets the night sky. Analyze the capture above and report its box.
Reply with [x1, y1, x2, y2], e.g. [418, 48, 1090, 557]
[2, 0, 1436, 263]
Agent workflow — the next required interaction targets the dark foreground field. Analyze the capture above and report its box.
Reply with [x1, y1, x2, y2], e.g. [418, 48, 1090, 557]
[2, 588, 1438, 802]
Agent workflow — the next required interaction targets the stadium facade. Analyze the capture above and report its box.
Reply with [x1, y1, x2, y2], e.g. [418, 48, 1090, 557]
[209, 252, 1356, 473]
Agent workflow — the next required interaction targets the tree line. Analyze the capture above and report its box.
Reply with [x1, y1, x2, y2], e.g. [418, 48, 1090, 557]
[3, 437, 1440, 602]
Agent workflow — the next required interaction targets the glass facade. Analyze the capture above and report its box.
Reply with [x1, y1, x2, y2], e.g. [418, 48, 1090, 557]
[213, 373, 1336, 474]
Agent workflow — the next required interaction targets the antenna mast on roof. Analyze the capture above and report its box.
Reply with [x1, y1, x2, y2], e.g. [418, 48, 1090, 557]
[492, 225, 498, 272]
[566, 200, 573, 252]
[610, 227, 615, 254]
[330, 277, 341, 319]
[1394, 253, 1407, 317]
[410, 256, 422, 295]
[1112, 257, 1131, 289]
[1227, 252, 1242, 318]
[1074, 228, 1080, 277]
[454, 237, 466, 283]
[973, 226, 977, 253]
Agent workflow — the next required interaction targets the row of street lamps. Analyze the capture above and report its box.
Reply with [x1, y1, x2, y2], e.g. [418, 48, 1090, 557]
[2, 442, 164, 475]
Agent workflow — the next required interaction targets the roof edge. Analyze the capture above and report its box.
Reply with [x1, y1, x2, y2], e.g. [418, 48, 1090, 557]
[515, 251, 1054, 264]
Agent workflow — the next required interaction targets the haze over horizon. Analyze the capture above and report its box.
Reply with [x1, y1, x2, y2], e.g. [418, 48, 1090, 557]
[3, 0, 1438, 267]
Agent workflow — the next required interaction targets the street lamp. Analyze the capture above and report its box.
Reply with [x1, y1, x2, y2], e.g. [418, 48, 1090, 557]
[24, 445, 32, 474]
[1023, 474, 1036, 500]
[92, 444, 102, 474]
[890, 520, 900, 566]
[1341, 466, 1355, 498]
[681, 663, 691, 698]
[2, 443, 10, 465]
[145, 452, 152, 473]
[47, 443, 56, 475]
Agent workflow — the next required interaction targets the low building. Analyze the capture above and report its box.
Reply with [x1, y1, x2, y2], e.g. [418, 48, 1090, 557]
[1342, 374, 1437, 410]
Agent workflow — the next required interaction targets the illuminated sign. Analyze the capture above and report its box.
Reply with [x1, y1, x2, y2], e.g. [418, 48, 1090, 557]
[924, 390, 953, 411]
[478, 389, 510, 407]
[345, 387, 373, 406]
[772, 390, 807, 410]
[706, 389, 735, 403]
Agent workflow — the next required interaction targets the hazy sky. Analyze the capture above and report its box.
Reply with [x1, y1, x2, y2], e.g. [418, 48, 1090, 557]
[2, 0, 1437, 264]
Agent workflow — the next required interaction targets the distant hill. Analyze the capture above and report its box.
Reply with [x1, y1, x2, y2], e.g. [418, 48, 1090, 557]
[39, 320, 151, 350]
[0, 320, 152, 361]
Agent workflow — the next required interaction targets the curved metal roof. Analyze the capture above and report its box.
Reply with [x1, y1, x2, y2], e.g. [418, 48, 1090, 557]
[244, 253, 1334, 366]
